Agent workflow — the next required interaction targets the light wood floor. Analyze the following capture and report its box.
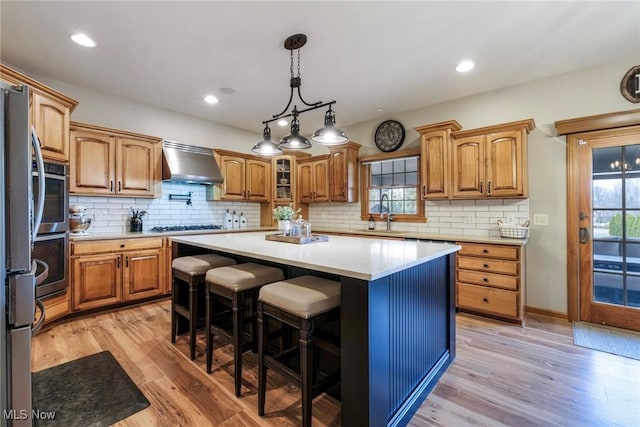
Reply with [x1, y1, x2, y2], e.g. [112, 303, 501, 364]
[32, 301, 640, 426]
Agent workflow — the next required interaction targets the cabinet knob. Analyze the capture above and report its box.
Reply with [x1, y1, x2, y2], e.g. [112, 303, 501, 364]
[483, 277, 488, 282]
[120, 244, 125, 248]
[482, 297, 488, 303]
[483, 263, 489, 268]
[482, 249, 489, 253]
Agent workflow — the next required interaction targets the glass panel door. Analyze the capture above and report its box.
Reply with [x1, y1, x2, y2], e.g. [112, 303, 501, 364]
[579, 131, 640, 331]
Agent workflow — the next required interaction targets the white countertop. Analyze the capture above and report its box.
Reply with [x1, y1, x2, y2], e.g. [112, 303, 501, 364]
[170, 231, 460, 281]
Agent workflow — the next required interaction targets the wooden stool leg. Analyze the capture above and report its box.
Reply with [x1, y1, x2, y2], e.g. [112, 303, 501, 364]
[232, 292, 244, 397]
[171, 275, 178, 343]
[257, 302, 267, 416]
[206, 287, 214, 373]
[300, 319, 314, 427]
[188, 281, 198, 360]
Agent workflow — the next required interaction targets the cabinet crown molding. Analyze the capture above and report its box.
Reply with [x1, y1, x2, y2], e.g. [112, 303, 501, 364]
[70, 121, 162, 143]
[414, 120, 462, 134]
[452, 119, 535, 139]
[1, 64, 78, 111]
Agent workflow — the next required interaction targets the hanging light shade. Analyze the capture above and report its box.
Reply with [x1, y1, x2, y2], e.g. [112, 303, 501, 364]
[255, 34, 347, 154]
[252, 124, 282, 155]
[279, 108, 312, 150]
[311, 106, 348, 145]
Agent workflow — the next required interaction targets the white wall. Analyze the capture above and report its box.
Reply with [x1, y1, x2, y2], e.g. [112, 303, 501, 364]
[31, 72, 260, 151]
[320, 55, 638, 314]
[28, 56, 640, 314]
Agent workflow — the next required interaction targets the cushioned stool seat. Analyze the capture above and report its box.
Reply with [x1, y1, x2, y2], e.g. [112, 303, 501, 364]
[171, 254, 236, 360]
[257, 275, 341, 427]
[205, 263, 285, 396]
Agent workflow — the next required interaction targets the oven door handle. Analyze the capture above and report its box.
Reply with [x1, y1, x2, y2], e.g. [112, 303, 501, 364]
[32, 299, 46, 335]
[31, 126, 46, 244]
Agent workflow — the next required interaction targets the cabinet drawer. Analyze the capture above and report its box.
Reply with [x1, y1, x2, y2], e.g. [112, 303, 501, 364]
[457, 242, 519, 260]
[457, 269, 518, 290]
[457, 283, 518, 318]
[457, 256, 519, 275]
[71, 237, 163, 255]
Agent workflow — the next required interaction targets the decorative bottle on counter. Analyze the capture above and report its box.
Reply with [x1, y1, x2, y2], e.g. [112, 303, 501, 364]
[240, 212, 247, 228]
[232, 210, 239, 229]
[223, 209, 232, 229]
[368, 214, 375, 230]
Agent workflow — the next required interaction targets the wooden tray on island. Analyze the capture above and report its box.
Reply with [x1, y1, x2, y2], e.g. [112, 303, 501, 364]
[265, 233, 329, 244]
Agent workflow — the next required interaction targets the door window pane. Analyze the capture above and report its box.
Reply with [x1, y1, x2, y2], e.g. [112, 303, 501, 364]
[593, 272, 623, 305]
[593, 210, 622, 239]
[593, 179, 622, 209]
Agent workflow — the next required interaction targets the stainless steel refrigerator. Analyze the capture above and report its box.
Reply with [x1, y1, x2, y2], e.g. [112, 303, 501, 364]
[1, 82, 48, 426]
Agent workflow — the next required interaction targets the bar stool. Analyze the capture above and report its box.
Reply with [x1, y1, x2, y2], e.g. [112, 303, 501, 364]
[205, 262, 285, 396]
[257, 275, 341, 427]
[171, 254, 236, 360]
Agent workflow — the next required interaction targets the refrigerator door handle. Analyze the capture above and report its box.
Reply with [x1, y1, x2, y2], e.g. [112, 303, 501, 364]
[34, 259, 49, 286]
[31, 126, 45, 245]
[32, 299, 46, 335]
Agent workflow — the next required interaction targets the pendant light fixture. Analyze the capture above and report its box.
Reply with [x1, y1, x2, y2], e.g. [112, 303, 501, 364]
[252, 124, 283, 155]
[252, 34, 348, 155]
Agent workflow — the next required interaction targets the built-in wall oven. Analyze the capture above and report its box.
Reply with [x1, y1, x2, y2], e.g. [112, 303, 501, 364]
[33, 160, 68, 234]
[32, 160, 68, 298]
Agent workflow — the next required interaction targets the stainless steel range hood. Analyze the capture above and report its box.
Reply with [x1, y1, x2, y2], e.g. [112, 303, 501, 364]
[162, 141, 223, 184]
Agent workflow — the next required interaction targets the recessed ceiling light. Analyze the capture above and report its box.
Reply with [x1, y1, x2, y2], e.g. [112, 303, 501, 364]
[220, 87, 235, 95]
[204, 95, 219, 105]
[376, 107, 384, 112]
[71, 33, 96, 47]
[277, 119, 288, 127]
[456, 60, 475, 73]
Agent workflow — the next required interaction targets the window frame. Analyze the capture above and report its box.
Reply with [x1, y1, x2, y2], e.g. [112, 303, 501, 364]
[359, 148, 426, 223]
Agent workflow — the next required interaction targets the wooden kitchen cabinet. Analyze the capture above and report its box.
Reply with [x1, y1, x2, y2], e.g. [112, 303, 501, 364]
[455, 241, 525, 324]
[297, 155, 330, 203]
[329, 141, 361, 202]
[451, 119, 534, 199]
[213, 150, 271, 202]
[71, 237, 166, 311]
[415, 120, 462, 199]
[69, 122, 162, 197]
[1, 64, 78, 162]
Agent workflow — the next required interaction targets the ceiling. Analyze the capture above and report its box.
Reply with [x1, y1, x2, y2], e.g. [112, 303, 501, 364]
[2, 1, 639, 139]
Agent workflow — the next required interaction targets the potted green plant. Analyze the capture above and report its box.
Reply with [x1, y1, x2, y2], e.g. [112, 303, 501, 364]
[272, 204, 300, 235]
[130, 207, 148, 232]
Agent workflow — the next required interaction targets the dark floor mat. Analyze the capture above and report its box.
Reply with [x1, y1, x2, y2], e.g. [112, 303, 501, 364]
[32, 351, 150, 426]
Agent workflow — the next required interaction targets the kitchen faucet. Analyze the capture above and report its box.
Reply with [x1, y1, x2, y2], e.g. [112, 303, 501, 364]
[381, 193, 393, 231]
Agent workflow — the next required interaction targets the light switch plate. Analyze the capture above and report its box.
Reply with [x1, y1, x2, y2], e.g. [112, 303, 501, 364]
[534, 214, 549, 226]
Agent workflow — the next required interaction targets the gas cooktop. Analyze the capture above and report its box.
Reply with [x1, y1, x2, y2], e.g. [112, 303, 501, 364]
[149, 224, 223, 233]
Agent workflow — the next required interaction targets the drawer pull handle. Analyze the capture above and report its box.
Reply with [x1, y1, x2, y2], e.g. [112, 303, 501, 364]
[482, 249, 488, 253]
[483, 277, 489, 282]
[482, 298, 488, 303]
[120, 244, 125, 248]
[483, 263, 489, 268]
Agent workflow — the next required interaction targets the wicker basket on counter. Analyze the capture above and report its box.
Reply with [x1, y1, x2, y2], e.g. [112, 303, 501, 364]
[497, 220, 530, 239]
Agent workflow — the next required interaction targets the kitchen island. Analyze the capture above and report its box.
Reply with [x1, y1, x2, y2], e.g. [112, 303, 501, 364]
[171, 231, 460, 427]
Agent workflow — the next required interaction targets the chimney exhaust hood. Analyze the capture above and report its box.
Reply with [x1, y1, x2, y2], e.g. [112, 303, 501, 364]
[162, 141, 223, 184]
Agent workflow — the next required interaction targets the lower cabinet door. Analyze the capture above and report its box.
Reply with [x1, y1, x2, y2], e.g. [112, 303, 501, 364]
[122, 249, 164, 301]
[72, 253, 122, 311]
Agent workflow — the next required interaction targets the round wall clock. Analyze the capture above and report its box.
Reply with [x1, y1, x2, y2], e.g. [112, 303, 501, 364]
[375, 120, 405, 152]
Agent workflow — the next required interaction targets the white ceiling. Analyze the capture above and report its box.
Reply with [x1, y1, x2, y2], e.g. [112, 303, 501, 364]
[1, 1, 639, 139]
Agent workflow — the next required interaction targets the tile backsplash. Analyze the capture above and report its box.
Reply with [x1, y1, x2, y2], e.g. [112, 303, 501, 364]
[309, 198, 529, 238]
[71, 181, 529, 238]
[69, 182, 261, 234]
